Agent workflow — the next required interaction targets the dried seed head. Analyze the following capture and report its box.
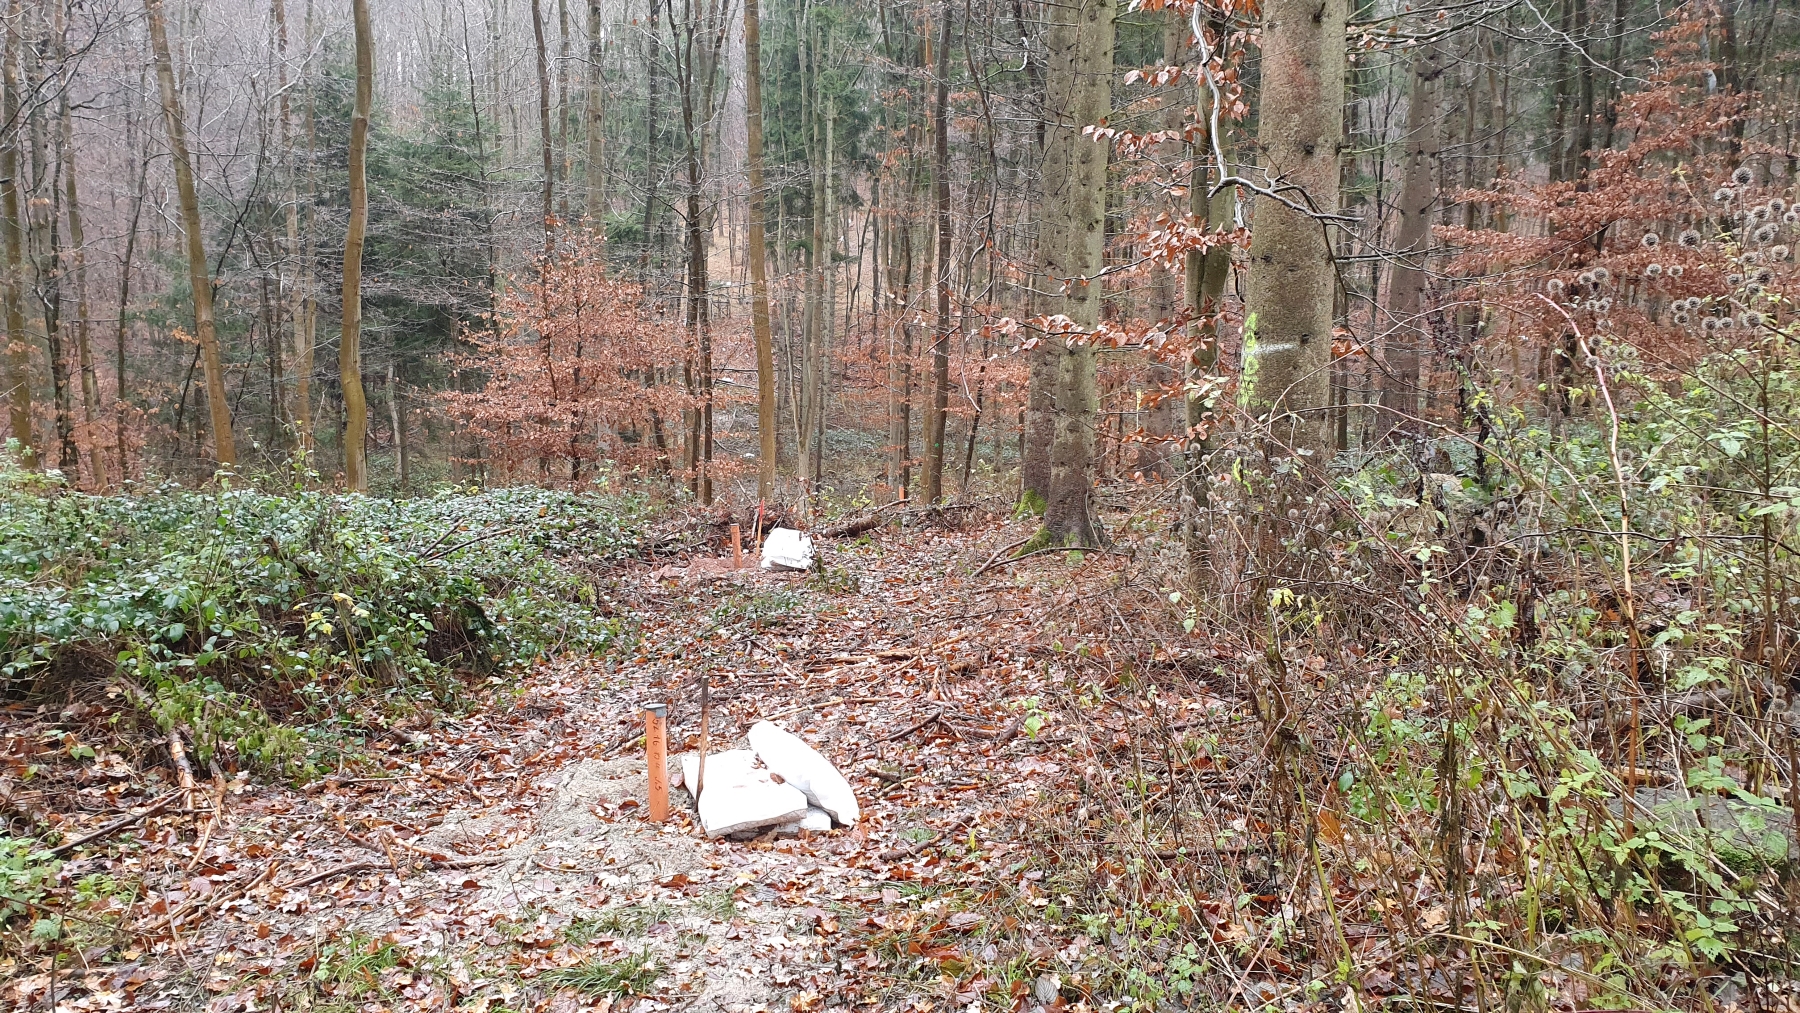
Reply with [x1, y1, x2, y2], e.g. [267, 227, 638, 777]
[1728, 273, 1745, 286]
[1646, 263, 1664, 277]
[1743, 251, 1763, 265]
[1755, 223, 1780, 244]
[1598, 297, 1613, 311]
[1733, 165, 1755, 185]
[1546, 278, 1564, 295]
[1772, 245, 1791, 261]
[1669, 265, 1685, 278]
[1772, 198, 1789, 214]
[1742, 311, 1765, 328]
[1756, 267, 1773, 284]
[1718, 315, 1737, 330]
[1745, 282, 1764, 296]
[1715, 188, 1736, 203]
[1753, 203, 1774, 222]
[1642, 232, 1660, 248]
[1703, 316, 1720, 332]
[1673, 311, 1691, 325]
[1577, 271, 1597, 286]
[1786, 210, 1800, 225]
[1679, 229, 1703, 248]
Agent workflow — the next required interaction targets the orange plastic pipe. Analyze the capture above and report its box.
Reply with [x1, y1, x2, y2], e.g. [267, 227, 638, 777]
[644, 703, 669, 822]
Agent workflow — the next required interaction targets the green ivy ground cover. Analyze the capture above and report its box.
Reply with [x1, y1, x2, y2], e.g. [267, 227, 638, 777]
[1, 460, 645, 777]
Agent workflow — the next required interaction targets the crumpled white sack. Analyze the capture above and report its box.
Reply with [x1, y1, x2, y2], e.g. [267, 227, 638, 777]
[759, 527, 814, 571]
[679, 748, 808, 838]
[748, 721, 860, 826]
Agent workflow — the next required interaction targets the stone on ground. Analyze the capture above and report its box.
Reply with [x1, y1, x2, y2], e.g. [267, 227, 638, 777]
[748, 720, 860, 825]
[679, 748, 809, 838]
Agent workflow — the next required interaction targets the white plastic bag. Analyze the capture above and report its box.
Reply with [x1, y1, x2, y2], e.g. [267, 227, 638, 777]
[748, 721, 860, 825]
[759, 527, 815, 571]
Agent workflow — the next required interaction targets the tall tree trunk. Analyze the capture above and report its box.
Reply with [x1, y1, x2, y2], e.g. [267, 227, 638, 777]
[273, 0, 305, 450]
[389, 361, 409, 490]
[1239, 0, 1347, 455]
[115, 93, 148, 485]
[676, 0, 715, 505]
[799, 17, 823, 489]
[39, 14, 77, 475]
[1377, 41, 1441, 442]
[0, 0, 30, 467]
[532, 0, 556, 257]
[145, 0, 236, 469]
[340, 0, 372, 492]
[640, 2, 661, 269]
[60, 72, 102, 485]
[556, 0, 572, 225]
[745, 0, 777, 499]
[1035, 0, 1114, 546]
[584, 0, 606, 233]
[922, 4, 952, 503]
[1182, 20, 1236, 592]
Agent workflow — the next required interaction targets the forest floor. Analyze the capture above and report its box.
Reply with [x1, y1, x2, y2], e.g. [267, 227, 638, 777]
[8, 510, 1190, 1013]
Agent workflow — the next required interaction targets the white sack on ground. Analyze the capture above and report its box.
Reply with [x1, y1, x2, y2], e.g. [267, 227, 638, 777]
[679, 749, 808, 838]
[748, 721, 860, 825]
[760, 527, 815, 571]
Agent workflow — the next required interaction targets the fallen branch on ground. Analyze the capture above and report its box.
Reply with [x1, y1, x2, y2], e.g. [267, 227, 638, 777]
[50, 793, 181, 857]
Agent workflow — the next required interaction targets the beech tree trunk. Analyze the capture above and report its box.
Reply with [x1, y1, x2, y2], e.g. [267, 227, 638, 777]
[1378, 41, 1442, 442]
[584, 0, 605, 232]
[922, 4, 952, 504]
[533, 0, 556, 256]
[1239, 0, 1347, 455]
[340, 0, 373, 492]
[145, 0, 237, 469]
[60, 68, 102, 485]
[1182, 21, 1236, 592]
[744, 0, 777, 499]
[1, 2, 33, 467]
[1035, 0, 1114, 546]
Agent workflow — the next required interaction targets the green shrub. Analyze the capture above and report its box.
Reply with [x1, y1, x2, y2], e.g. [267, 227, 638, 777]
[0, 460, 646, 776]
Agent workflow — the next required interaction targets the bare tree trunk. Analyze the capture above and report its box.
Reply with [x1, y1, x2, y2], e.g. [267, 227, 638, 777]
[1377, 41, 1441, 442]
[532, 0, 556, 256]
[114, 90, 148, 486]
[799, 17, 823, 489]
[0, 1, 30, 467]
[640, 2, 661, 269]
[37, 14, 78, 475]
[1182, 21, 1236, 592]
[145, 0, 236, 469]
[584, 0, 606, 233]
[340, 0, 373, 492]
[674, 0, 716, 505]
[745, 0, 777, 499]
[556, 0, 572, 225]
[389, 361, 409, 491]
[59, 72, 102, 485]
[1239, 0, 1347, 455]
[922, 4, 952, 503]
[1036, 0, 1114, 546]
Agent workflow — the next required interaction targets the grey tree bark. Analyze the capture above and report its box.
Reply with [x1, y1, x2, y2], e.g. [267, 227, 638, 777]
[145, 0, 238, 468]
[340, 0, 373, 492]
[1034, 0, 1114, 546]
[922, 4, 952, 504]
[1, 2, 33, 467]
[1377, 41, 1442, 442]
[1239, 0, 1348, 456]
[744, 0, 777, 499]
[1183, 23, 1236, 593]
